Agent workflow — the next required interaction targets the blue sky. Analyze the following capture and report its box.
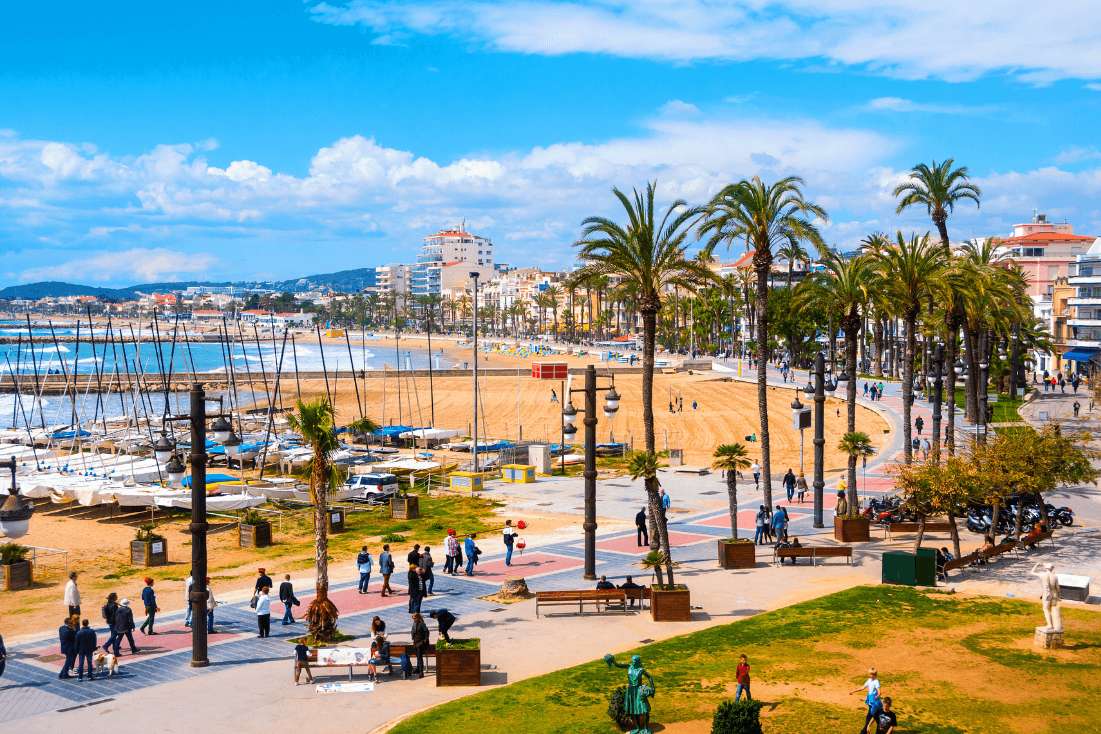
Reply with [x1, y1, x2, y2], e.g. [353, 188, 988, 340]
[2, 1, 1101, 285]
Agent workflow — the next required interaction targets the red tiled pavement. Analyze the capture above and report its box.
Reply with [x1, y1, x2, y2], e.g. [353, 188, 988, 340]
[597, 531, 713, 555]
[25, 624, 247, 662]
[696, 509, 759, 530]
[461, 552, 584, 584]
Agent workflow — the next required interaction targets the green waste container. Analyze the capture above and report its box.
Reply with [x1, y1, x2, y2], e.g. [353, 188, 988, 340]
[915, 547, 937, 587]
[882, 551, 917, 586]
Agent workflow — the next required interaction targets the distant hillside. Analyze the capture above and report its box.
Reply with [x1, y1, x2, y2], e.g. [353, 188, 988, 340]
[0, 267, 378, 300]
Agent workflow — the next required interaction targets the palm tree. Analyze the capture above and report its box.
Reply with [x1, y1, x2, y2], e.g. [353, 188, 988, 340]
[286, 398, 343, 641]
[866, 232, 947, 463]
[543, 284, 562, 340]
[777, 236, 811, 287]
[894, 159, 982, 455]
[712, 443, 751, 539]
[838, 431, 875, 513]
[576, 182, 717, 586]
[800, 249, 873, 491]
[700, 177, 826, 512]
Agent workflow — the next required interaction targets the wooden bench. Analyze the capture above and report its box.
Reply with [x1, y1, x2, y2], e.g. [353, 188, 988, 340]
[622, 586, 651, 610]
[881, 521, 955, 540]
[1020, 529, 1055, 550]
[979, 540, 1019, 562]
[941, 551, 979, 578]
[772, 545, 852, 566]
[535, 589, 629, 617]
[304, 643, 437, 679]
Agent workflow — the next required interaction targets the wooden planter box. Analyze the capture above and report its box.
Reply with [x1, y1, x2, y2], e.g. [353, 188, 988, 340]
[834, 516, 870, 543]
[391, 496, 420, 520]
[0, 560, 32, 591]
[130, 539, 168, 567]
[650, 585, 691, 622]
[327, 508, 345, 534]
[718, 539, 756, 569]
[239, 522, 272, 548]
[435, 646, 481, 687]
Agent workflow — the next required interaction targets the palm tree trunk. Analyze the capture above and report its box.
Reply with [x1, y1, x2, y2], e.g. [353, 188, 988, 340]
[726, 472, 739, 540]
[754, 264, 773, 511]
[902, 315, 916, 464]
[642, 304, 674, 585]
[873, 318, 884, 377]
[945, 321, 959, 455]
[845, 317, 859, 511]
[308, 445, 337, 641]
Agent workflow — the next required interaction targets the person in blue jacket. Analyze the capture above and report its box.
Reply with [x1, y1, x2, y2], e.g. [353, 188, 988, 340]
[464, 533, 478, 576]
[58, 617, 77, 679]
[75, 619, 98, 681]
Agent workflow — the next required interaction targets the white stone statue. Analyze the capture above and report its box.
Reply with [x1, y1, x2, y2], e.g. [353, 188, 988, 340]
[1031, 562, 1063, 633]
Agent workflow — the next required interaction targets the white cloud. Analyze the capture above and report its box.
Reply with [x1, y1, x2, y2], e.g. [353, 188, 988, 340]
[20, 248, 217, 284]
[658, 99, 701, 116]
[309, 0, 1101, 84]
[1053, 146, 1101, 165]
[864, 97, 997, 115]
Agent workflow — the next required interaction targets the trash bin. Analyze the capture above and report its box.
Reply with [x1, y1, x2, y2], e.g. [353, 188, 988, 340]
[882, 551, 917, 586]
[915, 547, 937, 586]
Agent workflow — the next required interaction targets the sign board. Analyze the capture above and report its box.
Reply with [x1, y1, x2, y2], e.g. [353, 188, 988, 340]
[531, 362, 568, 379]
[316, 648, 373, 666]
[331, 512, 341, 523]
[151, 541, 164, 554]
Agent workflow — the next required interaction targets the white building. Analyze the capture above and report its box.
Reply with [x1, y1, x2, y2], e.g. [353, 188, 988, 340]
[412, 226, 494, 296]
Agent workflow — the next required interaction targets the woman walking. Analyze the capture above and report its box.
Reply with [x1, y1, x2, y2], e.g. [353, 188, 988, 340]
[379, 544, 395, 596]
[255, 586, 272, 638]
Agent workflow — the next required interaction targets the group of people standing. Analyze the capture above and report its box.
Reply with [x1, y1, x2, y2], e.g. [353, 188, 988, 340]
[863, 381, 888, 401]
[753, 504, 791, 545]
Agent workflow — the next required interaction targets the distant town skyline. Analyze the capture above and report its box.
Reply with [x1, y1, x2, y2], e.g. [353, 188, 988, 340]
[2, 1, 1100, 286]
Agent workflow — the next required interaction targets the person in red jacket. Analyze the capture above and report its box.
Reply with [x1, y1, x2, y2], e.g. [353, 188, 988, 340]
[735, 654, 752, 701]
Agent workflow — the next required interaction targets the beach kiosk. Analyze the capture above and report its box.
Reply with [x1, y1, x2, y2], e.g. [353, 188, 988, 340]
[531, 362, 568, 379]
[501, 464, 536, 483]
[450, 471, 484, 492]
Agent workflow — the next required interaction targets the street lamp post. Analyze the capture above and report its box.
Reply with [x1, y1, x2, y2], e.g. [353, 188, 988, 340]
[930, 343, 944, 462]
[470, 272, 480, 474]
[790, 396, 809, 476]
[562, 364, 619, 579]
[807, 351, 828, 528]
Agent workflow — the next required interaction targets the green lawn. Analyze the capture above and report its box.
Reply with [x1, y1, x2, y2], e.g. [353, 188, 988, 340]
[953, 388, 1026, 423]
[391, 586, 1100, 734]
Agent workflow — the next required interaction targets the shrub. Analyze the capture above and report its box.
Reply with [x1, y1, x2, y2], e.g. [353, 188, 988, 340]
[712, 698, 763, 734]
[381, 533, 405, 543]
[436, 638, 480, 651]
[239, 509, 267, 526]
[134, 523, 165, 543]
[607, 686, 632, 730]
[0, 543, 29, 564]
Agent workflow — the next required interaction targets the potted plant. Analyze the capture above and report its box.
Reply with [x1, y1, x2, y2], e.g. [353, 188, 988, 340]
[390, 491, 420, 520]
[641, 551, 691, 622]
[435, 638, 481, 686]
[238, 508, 272, 548]
[834, 432, 873, 542]
[0, 542, 32, 591]
[712, 443, 755, 569]
[131, 524, 168, 567]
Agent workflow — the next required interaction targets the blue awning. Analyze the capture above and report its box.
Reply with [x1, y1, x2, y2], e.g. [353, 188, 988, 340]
[1062, 349, 1099, 362]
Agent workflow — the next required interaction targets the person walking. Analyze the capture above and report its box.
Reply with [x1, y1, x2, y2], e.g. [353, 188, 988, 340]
[635, 508, 649, 546]
[429, 608, 456, 642]
[464, 533, 477, 576]
[278, 574, 297, 625]
[419, 546, 435, 595]
[406, 544, 422, 568]
[407, 566, 423, 613]
[751, 462, 761, 490]
[920, 438, 930, 462]
[444, 530, 459, 575]
[772, 504, 789, 542]
[139, 577, 158, 635]
[184, 574, 194, 627]
[914, 416, 924, 436]
[754, 505, 767, 545]
[100, 593, 119, 654]
[659, 487, 671, 518]
[254, 568, 273, 596]
[356, 546, 373, 594]
[874, 697, 897, 734]
[735, 654, 751, 701]
[852, 667, 882, 734]
[205, 578, 217, 633]
[1073, 400, 1081, 417]
[294, 641, 314, 685]
[410, 612, 430, 678]
[796, 474, 808, 503]
[64, 571, 81, 618]
[763, 506, 774, 543]
[380, 544, 395, 595]
[255, 586, 272, 638]
[112, 599, 139, 656]
[502, 520, 517, 566]
[74, 619, 97, 681]
[58, 617, 77, 679]
[783, 469, 796, 502]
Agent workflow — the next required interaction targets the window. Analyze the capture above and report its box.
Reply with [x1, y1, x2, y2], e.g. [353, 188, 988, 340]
[1023, 247, 1044, 257]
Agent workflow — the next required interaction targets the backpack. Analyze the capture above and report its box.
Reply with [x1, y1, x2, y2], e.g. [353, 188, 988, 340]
[399, 652, 414, 679]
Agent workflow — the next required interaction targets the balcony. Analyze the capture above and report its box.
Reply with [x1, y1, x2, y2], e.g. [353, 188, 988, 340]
[1069, 318, 1101, 327]
[1065, 338, 1101, 348]
[1068, 297, 1101, 306]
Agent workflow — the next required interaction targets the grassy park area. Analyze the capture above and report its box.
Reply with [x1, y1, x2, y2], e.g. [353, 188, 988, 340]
[391, 586, 1100, 734]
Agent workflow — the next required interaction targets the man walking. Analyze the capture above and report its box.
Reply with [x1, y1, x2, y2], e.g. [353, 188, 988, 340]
[464, 533, 477, 576]
[139, 577, 158, 635]
[754, 505, 767, 545]
[254, 568, 273, 596]
[1073, 400, 1081, 417]
[783, 468, 796, 502]
[502, 520, 517, 566]
[659, 488, 671, 518]
[407, 543, 422, 568]
[408, 567, 426, 613]
[58, 617, 76, 679]
[635, 508, 649, 547]
[112, 599, 139, 656]
[914, 416, 924, 436]
[184, 574, 194, 627]
[101, 592, 120, 654]
[75, 619, 97, 681]
[735, 654, 751, 701]
[429, 608, 456, 642]
[410, 612, 430, 678]
[419, 546, 435, 595]
[356, 546, 373, 594]
[751, 461, 761, 490]
[379, 544, 395, 595]
[64, 571, 81, 618]
[278, 574, 297, 625]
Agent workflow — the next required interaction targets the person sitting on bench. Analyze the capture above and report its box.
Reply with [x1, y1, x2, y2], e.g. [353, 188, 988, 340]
[935, 547, 953, 580]
[618, 576, 642, 607]
[976, 536, 996, 564]
[367, 635, 389, 682]
[595, 575, 616, 590]
[1022, 522, 1047, 549]
[777, 537, 802, 565]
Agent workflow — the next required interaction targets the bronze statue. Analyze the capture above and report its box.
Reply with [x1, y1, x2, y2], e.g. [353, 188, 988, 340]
[605, 653, 655, 734]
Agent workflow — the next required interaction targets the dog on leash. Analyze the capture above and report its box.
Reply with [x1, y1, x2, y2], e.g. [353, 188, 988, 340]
[93, 650, 119, 677]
